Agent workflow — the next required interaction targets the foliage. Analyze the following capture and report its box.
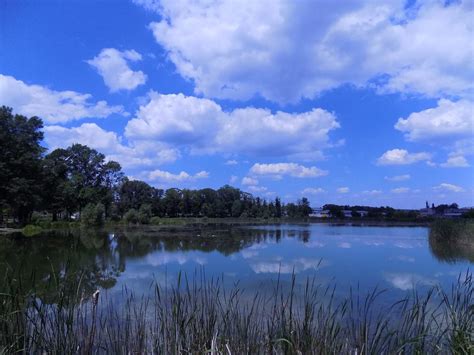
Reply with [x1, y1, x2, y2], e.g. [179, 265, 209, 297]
[0, 106, 45, 224]
[124, 209, 139, 224]
[21, 224, 43, 237]
[81, 203, 105, 227]
[462, 209, 474, 219]
[138, 204, 152, 224]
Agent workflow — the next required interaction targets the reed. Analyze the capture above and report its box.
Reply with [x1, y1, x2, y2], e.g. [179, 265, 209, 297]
[0, 267, 472, 354]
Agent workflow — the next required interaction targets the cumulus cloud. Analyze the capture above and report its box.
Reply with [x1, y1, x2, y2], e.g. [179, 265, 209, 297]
[385, 174, 411, 182]
[362, 190, 382, 195]
[138, 0, 473, 103]
[433, 183, 464, 193]
[395, 100, 474, 142]
[87, 48, 147, 92]
[440, 155, 470, 168]
[0, 74, 124, 123]
[377, 149, 431, 165]
[250, 257, 323, 274]
[225, 159, 238, 165]
[302, 187, 326, 195]
[125, 92, 339, 158]
[242, 177, 259, 186]
[391, 187, 410, 194]
[44, 123, 179, 169]
[336, 187, 350, 194]
[249, 163, 328, 178]
[148, 169, 209, 183]
[385, 273, 435, 291]
[247, 185, 268, 193]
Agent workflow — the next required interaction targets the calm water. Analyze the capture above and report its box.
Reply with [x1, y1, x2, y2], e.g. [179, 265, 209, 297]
[1, 223, 472, 303]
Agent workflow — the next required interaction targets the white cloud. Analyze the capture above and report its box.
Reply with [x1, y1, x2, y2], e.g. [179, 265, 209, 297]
[125, 92, 339, 158]
[385, 174, 411, 182]
[247, 185, 268, 193]
[377, 149, 431, 165]
[139, 0, 473, 103]
[0, 74, 124, 123]
[225, 159, 238, 165]
[336, 187, 349, 194]
[148, 169, 209, 183]
[391, 187, 410, 194]
[229, 175, 238, 184]
[440, 155, 470, 168]
[395, 100, 474, 142]
[242, 177, 259, 186]
[249, 257, 323, 274]
[362, 190, 382, 195]
[302, 187, 326, 195]
[433, 183, 464, 193]
[87, 48, 147, 92]
[338, 242, 351, 249]
[44, 123, 179, 169]
[385, 273, 435, 291]
[249, 163, 328, 178]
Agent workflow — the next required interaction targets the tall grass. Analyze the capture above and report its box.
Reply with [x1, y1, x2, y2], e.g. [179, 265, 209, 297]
[1, 268, 472, 354]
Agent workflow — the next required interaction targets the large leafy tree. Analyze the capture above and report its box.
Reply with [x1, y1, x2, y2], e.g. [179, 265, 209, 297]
[118, 179, 158, 216]
[0, 106, 45, 224]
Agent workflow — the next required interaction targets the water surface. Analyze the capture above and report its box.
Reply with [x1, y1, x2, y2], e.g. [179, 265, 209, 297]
[1, 223, 471, 303]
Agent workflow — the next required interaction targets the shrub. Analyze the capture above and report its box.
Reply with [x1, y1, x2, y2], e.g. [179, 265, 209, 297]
[150, 216, 161, 225]
[81, 203, 105, 227]
[138, 204, 152, 224]
[124, 209, 139, 224]
[22, 224, 43, 237]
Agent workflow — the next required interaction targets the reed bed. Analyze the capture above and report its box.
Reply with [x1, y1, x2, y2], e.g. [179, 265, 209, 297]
[0, 268, 472, 354]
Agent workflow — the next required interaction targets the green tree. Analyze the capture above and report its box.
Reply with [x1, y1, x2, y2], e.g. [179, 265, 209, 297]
[0, 106, 45, 224]
[275, 198, 282, 218]
[124, 208, 139, 224]
[231, 200, 242, 217]
[81, 203, 105, 227]
[118, 179, 155, 215]
[138, 204, 152, 224]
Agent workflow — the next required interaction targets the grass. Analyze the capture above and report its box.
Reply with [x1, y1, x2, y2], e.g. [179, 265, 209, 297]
[0, 267, 472, 354]
[429, 220, 474, 263]
[430, 219, 474, 243]
[21, 224, 43, 237]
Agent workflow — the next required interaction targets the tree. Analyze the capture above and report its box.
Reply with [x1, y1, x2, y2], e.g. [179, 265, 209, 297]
[101, 160, 124, 217]
[61, 144, 108, 212]
[298, 197, 312, 217]
[81, 203, 105, 227]
[42, 148, 70, 220]
[124, 209, 139, 224]
[231, 200, 242, 217]
[0, 106, 45, 224]
[118, 179, 155, 215]
[138, 204, 152, 224]
[275, 198, 282, 218]
[163, 189, 182, 217]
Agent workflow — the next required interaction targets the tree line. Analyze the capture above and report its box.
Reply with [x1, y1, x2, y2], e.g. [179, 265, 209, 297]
[0, 106, 312, 226]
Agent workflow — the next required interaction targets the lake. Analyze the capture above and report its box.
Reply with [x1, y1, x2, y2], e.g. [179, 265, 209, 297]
[1, 223, 471, 304]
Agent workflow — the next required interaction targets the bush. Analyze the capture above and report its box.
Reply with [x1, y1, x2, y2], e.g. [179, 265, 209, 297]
[124, 209, 139, 224]
[138, 204, 152, 224]
[30, 211, 50, 225]
[150, 216, 161, 225]
[81, 203, 105, 227]
[22, 224, 43, 237]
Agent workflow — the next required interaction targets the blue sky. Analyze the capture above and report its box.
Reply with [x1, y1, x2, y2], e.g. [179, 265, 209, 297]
[1, 0, 473, 208]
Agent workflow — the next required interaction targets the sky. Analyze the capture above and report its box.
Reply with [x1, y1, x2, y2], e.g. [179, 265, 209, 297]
[1, 0, 473, 208]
